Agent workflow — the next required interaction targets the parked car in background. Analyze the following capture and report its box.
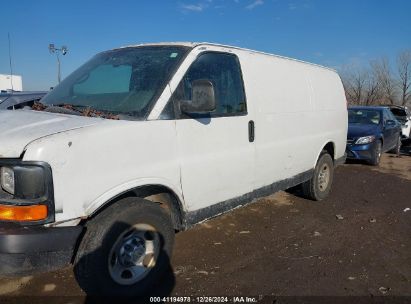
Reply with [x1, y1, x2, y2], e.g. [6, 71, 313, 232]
[384, 105, 411, 140]
[346, 106, 402, 165]
[0, 91, 47, 110]
[0, 43, 347, 295]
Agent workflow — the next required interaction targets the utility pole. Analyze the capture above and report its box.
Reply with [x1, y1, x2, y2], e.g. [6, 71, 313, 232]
[48, 44, 68, 83]
[8, 33, 14, 91]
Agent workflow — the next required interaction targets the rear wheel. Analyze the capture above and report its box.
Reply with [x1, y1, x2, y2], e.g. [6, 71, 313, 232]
[301, 152, 334, 201]
[369, 140, 382, 166]
[74, 198, 174, 296]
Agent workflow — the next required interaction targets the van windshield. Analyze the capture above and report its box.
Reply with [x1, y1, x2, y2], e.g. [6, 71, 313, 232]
[41, 46, 189, 120]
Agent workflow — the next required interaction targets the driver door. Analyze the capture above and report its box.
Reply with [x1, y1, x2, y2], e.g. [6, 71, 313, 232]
[171, 52, 255, 213]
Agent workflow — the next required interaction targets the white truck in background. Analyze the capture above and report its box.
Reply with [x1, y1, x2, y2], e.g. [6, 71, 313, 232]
[0, 74, 22, 92]
[0, 43, 347, 296]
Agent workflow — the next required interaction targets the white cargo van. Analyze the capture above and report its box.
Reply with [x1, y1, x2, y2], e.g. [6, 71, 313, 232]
[0, 43, 347, 295]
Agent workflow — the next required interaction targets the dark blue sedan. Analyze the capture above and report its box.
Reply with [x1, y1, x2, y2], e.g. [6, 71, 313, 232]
[346, 106, 402, 165]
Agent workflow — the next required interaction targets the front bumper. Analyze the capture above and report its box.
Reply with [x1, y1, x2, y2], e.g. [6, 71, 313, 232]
[0, 225, 83, 277]
[346, 141, 377, 161]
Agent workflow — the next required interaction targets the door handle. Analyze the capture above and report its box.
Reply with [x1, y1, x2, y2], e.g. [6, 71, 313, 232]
[248, 120, 255, 142]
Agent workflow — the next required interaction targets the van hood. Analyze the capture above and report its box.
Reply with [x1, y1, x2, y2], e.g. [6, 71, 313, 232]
[0, 110, 103, 158]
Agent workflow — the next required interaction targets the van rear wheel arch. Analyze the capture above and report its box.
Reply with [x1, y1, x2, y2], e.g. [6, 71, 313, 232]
[322, 142, 335, 162]
[302, 149, 334, 201]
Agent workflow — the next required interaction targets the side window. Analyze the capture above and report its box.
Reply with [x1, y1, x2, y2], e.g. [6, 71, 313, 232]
[170, 52, 247, 118]
[388, 110, 397, 121]
[158, 100, 175, 120]
[384, 109, 393, 122]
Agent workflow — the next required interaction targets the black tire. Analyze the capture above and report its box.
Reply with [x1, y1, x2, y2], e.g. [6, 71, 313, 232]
[301, 152, 334, 201]
[74, 198, 175, 296]
[369, 140, 382, 166]
[389, 135, 401, 155]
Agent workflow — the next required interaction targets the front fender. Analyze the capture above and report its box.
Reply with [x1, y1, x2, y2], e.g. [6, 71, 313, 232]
[84, 178, 186, 216]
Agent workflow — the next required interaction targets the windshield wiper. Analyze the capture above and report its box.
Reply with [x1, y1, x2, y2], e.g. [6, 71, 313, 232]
[52, 103, 122, 120]
[32, 102, 123, 120]
[51, 103, 90, 110]
[36, 103, 86, 116]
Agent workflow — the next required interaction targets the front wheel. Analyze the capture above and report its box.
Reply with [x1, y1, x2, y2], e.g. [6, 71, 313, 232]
[369, 140, 382, 166]
[301, 152, 334, 201]
[74, 198, 175, 296]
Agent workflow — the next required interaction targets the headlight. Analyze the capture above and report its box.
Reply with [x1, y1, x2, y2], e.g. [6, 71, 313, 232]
[0, 161, 54, 224]
[0, 167, 15, 195]
[1, 165, 46, 198]
[355, 135, 376, 145]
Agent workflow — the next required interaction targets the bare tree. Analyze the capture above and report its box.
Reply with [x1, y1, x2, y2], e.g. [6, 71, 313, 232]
[397, 50, 411, 106]
[341, 66, 382, 105]
[340, 49, 411, 107]
[364, 68, 383, 105]
[341, 67, 367, 105]
[371, 57, 396, 104]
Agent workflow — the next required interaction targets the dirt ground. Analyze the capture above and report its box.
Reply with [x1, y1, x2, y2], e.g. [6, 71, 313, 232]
[1, 147, 411, 300]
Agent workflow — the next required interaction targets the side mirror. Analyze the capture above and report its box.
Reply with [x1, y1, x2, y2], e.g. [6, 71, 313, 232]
[180, 79, 216, 114]
[386, 119, 395, 126]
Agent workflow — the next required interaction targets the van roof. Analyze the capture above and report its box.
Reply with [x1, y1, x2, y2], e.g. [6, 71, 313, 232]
[115, 42, 336, 73]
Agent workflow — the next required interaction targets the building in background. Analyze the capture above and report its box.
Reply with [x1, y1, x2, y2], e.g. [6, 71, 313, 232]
[0, 74, 22, 92]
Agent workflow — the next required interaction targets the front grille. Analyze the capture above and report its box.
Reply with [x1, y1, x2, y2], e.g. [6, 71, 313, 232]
[347, 139, 355, 145]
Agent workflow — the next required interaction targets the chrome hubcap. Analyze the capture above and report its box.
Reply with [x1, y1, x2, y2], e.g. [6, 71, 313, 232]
[318, 164, 330, 191]
[108, 224, 159, 285]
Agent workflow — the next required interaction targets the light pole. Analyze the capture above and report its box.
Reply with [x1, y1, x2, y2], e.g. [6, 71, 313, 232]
[48, 44, 68, 83]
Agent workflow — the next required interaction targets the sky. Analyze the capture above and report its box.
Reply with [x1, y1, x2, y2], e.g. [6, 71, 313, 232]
[0, 0, 410, 91]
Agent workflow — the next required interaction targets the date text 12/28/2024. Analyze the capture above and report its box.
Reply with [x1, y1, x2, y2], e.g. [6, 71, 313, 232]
[150, 296, 260, 303]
